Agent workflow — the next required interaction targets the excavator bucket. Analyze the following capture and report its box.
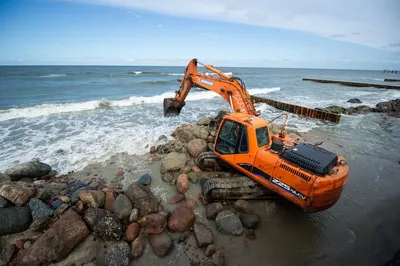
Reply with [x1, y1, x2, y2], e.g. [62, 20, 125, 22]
[163, 98, 185, 117]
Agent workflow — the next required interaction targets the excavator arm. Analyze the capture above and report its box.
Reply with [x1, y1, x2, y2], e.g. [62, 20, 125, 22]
[163, 59, 260, 117]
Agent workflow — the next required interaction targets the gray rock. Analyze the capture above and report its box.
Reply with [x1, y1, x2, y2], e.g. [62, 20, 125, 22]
[187, 139, 208, 158]
[239, 213, 261, 229]
[347, 98, 362, 104]
[113, 194, 133, 220]
[197, 117, 212, 126]
[148, 231, 173, 257]
[323, 105, 346, 114]
[0, 195, 8, 208]
[234, 199, 254, 213]
[29, 198, 54, 220]
[4, 159, 51, 181]
[160, 152, 187, 173]
[206, 202, 224, 220]
[212, 251, 225, 266]
[215, 210, 243, 236]
[188, 173, 198, 183]
[205, 244, 217, 257]
[156, 139, 187, 154]
[193, 222, 213, 248]
[137, 174, 152, 185]
[104, 241, 130, 266]
[50, 199, 63, 209]
[84, 208, 123, 241]
[0, 207, 32, 236]
[129, 208, 139, 222]
[161, 171, 179, 185]
[125, 183, 159, 217]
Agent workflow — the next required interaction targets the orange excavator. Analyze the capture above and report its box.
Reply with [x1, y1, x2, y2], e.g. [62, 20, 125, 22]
[163, 59, 349, 212]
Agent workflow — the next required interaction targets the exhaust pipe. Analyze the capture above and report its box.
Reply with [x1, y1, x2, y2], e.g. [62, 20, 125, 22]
[163, 98, 185, 117]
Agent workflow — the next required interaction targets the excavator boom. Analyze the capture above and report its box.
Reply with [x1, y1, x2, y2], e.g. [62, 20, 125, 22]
[163, 59, 259, 117]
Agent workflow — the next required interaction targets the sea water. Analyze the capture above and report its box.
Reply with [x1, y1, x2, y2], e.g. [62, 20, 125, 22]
[0, 65, 399, 173]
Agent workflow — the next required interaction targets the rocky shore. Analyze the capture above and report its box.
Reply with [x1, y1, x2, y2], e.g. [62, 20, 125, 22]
[0, 103, 398, 266]
[320, 98, 400, 117]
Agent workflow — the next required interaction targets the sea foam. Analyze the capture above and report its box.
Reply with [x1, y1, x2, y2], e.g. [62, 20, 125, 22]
[0, 87, 280, 121]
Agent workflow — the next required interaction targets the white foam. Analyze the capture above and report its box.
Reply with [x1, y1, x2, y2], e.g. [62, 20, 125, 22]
[167, 73, 184, 76]
[133, 71, 142, 74]
[205, 72, 233, 76]
[39, 74, 67, 78]
[0, 87, 280, 121]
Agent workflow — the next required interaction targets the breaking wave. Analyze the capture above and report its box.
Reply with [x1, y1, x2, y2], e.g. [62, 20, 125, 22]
[39, 74, 67, 78]
[0, 87, 280, 121]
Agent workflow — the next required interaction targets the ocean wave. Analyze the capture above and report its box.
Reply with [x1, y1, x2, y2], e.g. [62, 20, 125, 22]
[127, 71, 143, 75]
[0, 87, 280, 121]
[39, 74, 67, 78]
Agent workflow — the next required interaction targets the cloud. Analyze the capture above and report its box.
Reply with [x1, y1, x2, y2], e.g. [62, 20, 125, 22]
[127, 10, 141, 18]
[67, 0, 400, 52]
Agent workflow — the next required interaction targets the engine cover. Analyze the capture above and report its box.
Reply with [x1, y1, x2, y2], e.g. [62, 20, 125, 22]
[280, 143, 338, 176]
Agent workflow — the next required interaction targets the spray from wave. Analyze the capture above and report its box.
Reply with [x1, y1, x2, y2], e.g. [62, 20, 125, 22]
[39, 74, 67, 78]
[0, 87, 280, 121]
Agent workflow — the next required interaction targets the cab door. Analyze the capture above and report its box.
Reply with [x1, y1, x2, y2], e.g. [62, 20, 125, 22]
[214, 119, 254, 175]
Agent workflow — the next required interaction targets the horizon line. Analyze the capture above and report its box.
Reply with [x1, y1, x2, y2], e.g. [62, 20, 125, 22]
[0, 64, 387, 71]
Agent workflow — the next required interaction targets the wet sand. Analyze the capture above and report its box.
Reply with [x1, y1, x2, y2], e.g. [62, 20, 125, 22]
[61, 124, 400, 266]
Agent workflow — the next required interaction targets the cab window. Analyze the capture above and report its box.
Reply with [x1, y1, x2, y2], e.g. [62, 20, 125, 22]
[215, 120, 247, 154]
[256, 126, 270, 147]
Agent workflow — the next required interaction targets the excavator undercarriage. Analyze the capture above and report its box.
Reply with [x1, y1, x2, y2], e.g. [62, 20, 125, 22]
[197, 151, 281, 202]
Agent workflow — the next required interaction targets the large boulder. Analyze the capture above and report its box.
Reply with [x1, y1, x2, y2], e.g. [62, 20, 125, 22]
[234, 199, 254, 214]
[176, 174, 189, 193]
[156, 139, 187, 154]
[239, 213, 261, 229]
[148, 232, 173, 257]
[131, 233, 146, 259]
[138, 212, 168, 234]
[0, 195, 8, 208]
[104, 241, 130, 266]
[187, 139, 208, 158]
[206, 202, 224, 220]
[29, 198, 54, 220]
[374, 99, 400, 115]
[4, 159, 51, 181]
[113, 194, 133, 220]
[193, 222, 213, 248]
[168, 205, 195, 232]
[83, 208, 123, 241]
[197, 117, 212, 126]
[0, 207, 32, 236]
[160, 152, 187, 173]
[0, 184, 35, 206]
[323, 105, 346, 114]
[15, 209, 89, 265]
[171, 124, 209, 142]
[79, 189, 105, 208]
[347, 98, 362, 104]
[215, 210, 243, 236]
[125, 183, 159, 217]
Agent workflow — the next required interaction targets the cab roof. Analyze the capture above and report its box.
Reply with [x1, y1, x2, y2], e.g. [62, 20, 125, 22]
[223, 112, 269, 128]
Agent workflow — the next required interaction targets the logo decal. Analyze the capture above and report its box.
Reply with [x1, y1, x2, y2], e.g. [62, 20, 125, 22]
[271, 178, 307, 200]
[199, 78, 214, 86]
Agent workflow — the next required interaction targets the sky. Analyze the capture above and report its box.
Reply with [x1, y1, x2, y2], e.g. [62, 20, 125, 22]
[0, 0, 399, 69]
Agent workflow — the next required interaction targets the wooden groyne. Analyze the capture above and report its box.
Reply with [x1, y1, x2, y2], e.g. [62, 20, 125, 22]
[250, 95, 341, 123]
[302, 78, 400, 90]
[384, 78, 400, 82]
[384, 70, 399, 74]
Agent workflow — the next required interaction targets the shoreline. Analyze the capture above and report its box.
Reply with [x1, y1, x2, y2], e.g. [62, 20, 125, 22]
[1, 110, 400, 266]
